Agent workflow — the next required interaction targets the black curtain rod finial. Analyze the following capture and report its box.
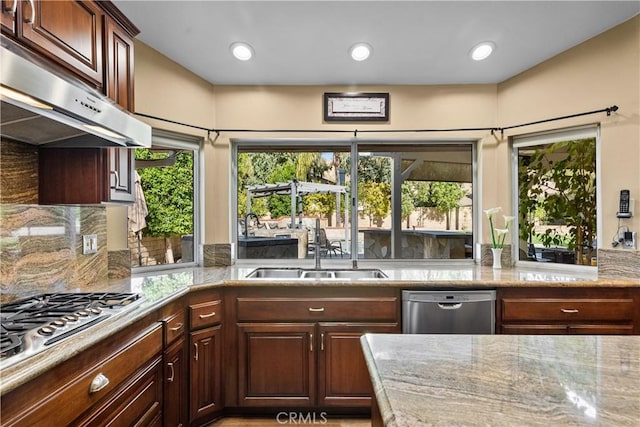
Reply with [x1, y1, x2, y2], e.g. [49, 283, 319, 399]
[607, 105, 619, 116]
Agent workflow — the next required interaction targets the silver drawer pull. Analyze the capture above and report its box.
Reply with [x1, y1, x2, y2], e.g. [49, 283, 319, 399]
[89, 373, 109, 394]
[199, 311, 216, 319]
[194, 343, 199, 361]
[308, 307, 325, 312]
[561, 308, 579, 313]
[170, 322, 184, 331]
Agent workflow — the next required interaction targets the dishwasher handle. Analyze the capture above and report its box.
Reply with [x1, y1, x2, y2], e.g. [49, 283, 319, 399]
[437, 302, 463, 310]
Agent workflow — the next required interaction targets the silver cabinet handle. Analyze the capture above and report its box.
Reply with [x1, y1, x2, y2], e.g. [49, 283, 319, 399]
[167, 362, 175, 382]
[110, 170, 119, 189]
[89, 373, 109, 394]
[170, 322, 184, 332]
[199, 311, 216, 319]
[308, 307, 325, 312]
[194, 343, 199, 361]
[24, 0, 34, 24]
[310, 333, 313, 352]
[320, 333, 324, 351]
[561, 308, 579, 313]
[3, 0, 17, 14]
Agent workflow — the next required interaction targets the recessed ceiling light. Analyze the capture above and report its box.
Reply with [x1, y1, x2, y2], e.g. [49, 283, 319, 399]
[470, 41, 495, 61]
[349, 42, 372, 61]
[230, 42, 254, 61]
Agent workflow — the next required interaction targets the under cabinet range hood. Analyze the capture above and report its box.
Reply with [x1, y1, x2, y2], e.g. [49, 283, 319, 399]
[0, 46, 151, 148]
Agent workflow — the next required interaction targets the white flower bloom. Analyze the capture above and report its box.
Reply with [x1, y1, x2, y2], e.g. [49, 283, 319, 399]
[483, 207, 501, 217]
[503, 215, 515, 227]
[495, 228, 509, 236]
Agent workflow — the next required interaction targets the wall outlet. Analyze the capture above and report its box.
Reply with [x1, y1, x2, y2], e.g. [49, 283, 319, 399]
[622, 231, 637, 250]
[82, 234, 98, 254]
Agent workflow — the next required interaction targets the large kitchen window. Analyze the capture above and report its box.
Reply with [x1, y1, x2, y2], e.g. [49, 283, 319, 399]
[131, 129, 201, 269]
[512, 126, 598, 267]
[233, 139, 475, 262]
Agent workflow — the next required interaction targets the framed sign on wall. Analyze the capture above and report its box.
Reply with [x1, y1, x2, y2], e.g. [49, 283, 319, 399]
[323, 92, 389, 122]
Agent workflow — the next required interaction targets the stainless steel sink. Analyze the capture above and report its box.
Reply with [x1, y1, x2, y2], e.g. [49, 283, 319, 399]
[244, 268, 303, 278]
[245, 268, 388, 280]
[331, 269, 388, 279]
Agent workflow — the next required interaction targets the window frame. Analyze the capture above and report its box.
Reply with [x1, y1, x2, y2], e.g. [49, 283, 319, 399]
[510, 124, 600, 270]
[231, 137, 478, 264]
[131, 128, 203, 272]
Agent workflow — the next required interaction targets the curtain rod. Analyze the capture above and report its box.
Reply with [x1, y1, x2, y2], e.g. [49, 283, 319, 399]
[134, 105, 618, 138]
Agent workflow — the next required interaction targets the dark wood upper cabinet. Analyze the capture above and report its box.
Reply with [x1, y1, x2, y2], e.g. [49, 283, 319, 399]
[1, 0, 17, 34]
[2, 0, 139, 110]
[18, 0, 105, 88]
[105, 14, 134, 111]
[39, 147, 134, 204]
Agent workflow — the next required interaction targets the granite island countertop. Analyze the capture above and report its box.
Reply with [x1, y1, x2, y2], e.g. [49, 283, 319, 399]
[361, 334, 640, 426]
[1, 263, 639, 395]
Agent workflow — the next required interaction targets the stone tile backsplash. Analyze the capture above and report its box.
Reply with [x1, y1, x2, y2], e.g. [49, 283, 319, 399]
[0, 204, 108, 296]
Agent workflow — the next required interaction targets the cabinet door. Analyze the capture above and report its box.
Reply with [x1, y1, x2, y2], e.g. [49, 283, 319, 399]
[317, 323, 399, 407]
[237, 323, 316, 407]
[19, 0, 104, 87]
[39, 147, 134, 204]
[1, 0, 17, 34]
[109, 147, 135, 203]
[105, 15, 134, 111]
[39, 147, 105, 204]
[190, 325, 223, 424]
[165, 337, 187, 427]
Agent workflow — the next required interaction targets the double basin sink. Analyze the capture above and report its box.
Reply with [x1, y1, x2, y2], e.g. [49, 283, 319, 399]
[245, 267, 388, 280]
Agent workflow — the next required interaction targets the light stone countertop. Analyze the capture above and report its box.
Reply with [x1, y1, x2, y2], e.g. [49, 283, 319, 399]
[361, 334, 640, 426]
[1, 263, 638, 395]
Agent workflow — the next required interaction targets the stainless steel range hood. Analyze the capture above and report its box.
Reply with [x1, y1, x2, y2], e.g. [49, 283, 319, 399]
[0, 46, 151, 148]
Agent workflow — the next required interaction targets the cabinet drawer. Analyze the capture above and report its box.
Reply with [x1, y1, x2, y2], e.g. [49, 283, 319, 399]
[190, 299, 223, 329]
[164, 310, 186, 345]
[237, 297, 398, 322]
[502, 298, 635, 322]
[74, 356, 163, 426]
[2, 323, 162, 426]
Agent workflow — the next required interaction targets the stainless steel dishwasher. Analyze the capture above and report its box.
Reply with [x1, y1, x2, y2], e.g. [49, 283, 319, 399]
[402, 290, 496, 334]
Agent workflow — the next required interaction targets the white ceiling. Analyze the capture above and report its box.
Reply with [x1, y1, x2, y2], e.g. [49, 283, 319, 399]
[112, 1, 639, 86]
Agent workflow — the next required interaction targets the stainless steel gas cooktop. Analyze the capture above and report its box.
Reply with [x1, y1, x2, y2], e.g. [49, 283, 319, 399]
[0, 292, 142, 368]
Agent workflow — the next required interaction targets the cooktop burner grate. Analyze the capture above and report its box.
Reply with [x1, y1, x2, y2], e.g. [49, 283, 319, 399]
[0, 332, 22, 358]
[0, 292, 141, 363]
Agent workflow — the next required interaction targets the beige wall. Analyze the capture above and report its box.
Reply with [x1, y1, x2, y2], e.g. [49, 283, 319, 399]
[131, 15, 639, 255]
[211, 84, 497, 243]
[496, 15, 639, 249]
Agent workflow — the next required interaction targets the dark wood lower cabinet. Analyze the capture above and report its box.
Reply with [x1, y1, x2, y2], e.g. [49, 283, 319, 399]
[75, 356, 163, 426]
[318, 323, 398, 407]
[1, 321, 163, 426]
[497, 287, 639, 335]
[164, 337, 187, 427]
[238, 323, 316, 407]
[190, 325, 223, 424]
